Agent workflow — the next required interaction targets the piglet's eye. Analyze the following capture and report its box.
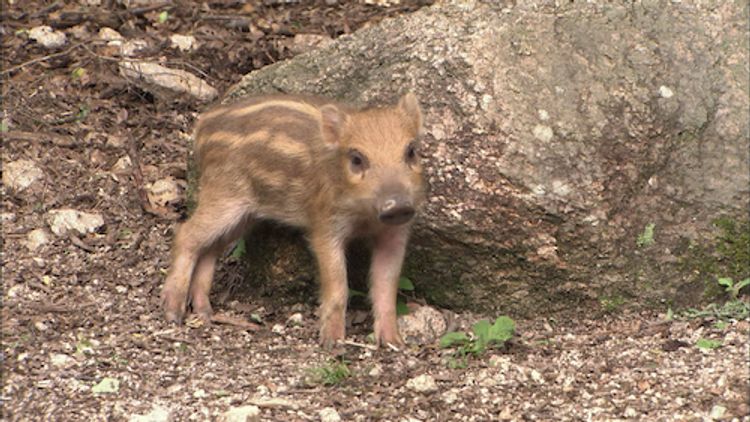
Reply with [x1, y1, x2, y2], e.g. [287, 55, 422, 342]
[405, 142, 419, 163]
[348, 148, 369, 173]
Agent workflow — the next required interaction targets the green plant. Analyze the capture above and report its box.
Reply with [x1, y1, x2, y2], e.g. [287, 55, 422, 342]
[717, 277, 750, 299]
[396, 277, 415, 316]
[679, 275, 750, 321]
[305, 360, 351, 386]
[696, 338, 722, 350]
[637, 223, 655, 247]
[440, 316, 516, 366]
[681, 301, 749, 321]
[600, 295, 626, 313]
[230, 238, 246, 259]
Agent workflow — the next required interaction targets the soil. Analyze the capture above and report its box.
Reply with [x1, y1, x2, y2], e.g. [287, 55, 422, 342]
[1, 1, 748, 421]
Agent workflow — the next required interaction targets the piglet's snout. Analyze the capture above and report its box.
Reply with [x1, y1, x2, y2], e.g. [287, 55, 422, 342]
[378, 195, 415, 225]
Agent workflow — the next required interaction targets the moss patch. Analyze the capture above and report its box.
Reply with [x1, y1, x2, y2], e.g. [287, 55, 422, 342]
[681, 216, 750, 301]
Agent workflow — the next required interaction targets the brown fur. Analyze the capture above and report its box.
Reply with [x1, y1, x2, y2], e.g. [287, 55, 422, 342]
[161, 93, 425, 347]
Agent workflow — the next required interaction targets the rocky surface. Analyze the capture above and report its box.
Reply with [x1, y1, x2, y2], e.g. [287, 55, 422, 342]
[227, 0, 750, 315]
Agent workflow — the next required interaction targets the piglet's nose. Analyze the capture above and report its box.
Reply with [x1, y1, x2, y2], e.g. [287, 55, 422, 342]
[378, 197, 415, 225]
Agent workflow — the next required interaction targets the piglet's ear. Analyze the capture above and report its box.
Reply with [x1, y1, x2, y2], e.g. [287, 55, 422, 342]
[320, 104, 347, 146]
[398, 92, 423, 137]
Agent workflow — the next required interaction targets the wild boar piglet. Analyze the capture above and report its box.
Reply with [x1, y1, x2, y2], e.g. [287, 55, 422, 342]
[161, 92, 425, 347]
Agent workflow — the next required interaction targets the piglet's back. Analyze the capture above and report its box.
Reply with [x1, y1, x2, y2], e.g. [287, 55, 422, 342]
[192, 95, 335, 226]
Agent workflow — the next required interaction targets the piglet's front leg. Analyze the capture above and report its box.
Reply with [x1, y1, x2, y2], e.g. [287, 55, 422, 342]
[311, 231, 349, 348]
[369, 226, 411, 347]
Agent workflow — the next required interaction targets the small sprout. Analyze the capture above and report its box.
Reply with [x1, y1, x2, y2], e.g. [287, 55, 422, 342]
[439, 316, 516, 366]
[76, 105, 89, 122]
[305, 360, 351, 386]
[92, 377, 120, 394]
[665, 307, 674, 321]
[348, 289, 367, 299]
[395, 277, 415, 315]
[718, 277, 750, 299]
[637, 223, 655, 247]
[695, 338, 722, 350]
[398, 277, 415, 291]
[71, 67, 86, 79]
[249, 313, 263, 324]
[439, 331, 470, 348]
[230, 238, 246, 259]
[0, 119, 8, 133]
[396, 299, 409, 316]
[158, 11, 169, 23]
[713, 321, 728, 330]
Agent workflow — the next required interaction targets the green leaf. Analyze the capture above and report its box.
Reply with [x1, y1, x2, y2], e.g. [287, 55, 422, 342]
[488, 316, 515, 344]
[0, 119, 8, 133]
[665, 307, 674, 321]
[439, 331, 469, 348]
[713, 321, 728, 330]
[76, 105, 89, 122]
[71, 67, 86, 79]
[696, 338, 722, 350]
[471, 319, 490, 342]
[348, 289, 367, 298]
[92, 377, 120, 394]
[230, 238, 246, 259]
[249, 313, 263, 324]
[158, 11, 169, 23]
[396, 300, 409, 316]
[398, 277, 415, 291]
[734, 278, 750, 292]
[636, 223, 655, 247]
[717, 277, 734, 289]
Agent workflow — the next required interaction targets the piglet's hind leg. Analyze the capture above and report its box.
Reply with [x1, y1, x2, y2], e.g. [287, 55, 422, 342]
[162, 199, 249, 324]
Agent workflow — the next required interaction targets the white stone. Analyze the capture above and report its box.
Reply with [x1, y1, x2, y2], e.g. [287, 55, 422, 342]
[709, 405, 726, 420]
[219, 405, 261, 422]
[406, 374, 438, 393]
[112, 156, 133, 173]
[129, 405, 174, 422]
[28, 25, 67, 48]
[271, 324, 285, 334]
[25, 228, 50, 251]
[658, 85, 674, 98]
[368, 364, 383, 377]
[47, 209, 104, 236]
[532, 124, 554, 142]
[146, 177, 181, 207]
[319, 407, 341, 422]
[170, 34, 197, 52]
[288, 33, 332, 55]
[3, 159, 44, 191]
[397, 305, 447, 344]
[442, 389, 459, 404]
[193, 388, 208, 398]
[121, 39, 149, 57]
[99, 27, 124, 43]
[1, 212, 16, 223]
[286, 312, 303, 326]
[119, 60, 218, 101]
[50, 353, 75, 368]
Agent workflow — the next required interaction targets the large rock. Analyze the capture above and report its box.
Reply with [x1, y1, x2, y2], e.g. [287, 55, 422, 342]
[220, 1, 749, 315]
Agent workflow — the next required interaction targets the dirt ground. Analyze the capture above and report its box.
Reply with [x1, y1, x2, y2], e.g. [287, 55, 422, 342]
[2, 1, 749, 421]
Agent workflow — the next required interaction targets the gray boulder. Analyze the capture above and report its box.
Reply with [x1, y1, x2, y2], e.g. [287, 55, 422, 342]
[219, 1, 749, 315]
